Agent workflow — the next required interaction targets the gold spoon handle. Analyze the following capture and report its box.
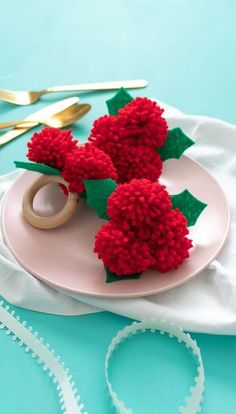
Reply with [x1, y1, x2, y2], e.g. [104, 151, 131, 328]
[0, 120, 38, 129]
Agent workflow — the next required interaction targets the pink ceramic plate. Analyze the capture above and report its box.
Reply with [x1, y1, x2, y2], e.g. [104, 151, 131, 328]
[1, 156, 230, 298]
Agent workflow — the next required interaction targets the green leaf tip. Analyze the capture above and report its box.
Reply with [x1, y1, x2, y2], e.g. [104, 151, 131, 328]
[83, 178, 118, 220]
[14, 161, 60, 176]
[106, 87, 133, 115]
[80, 191, 87, 199]
[105, 267, 142, 283]
[158, 128, 195, 161]
[171, 189, 207, 226]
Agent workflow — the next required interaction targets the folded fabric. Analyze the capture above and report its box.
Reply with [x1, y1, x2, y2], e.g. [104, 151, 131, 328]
[0, 102, 235, 335]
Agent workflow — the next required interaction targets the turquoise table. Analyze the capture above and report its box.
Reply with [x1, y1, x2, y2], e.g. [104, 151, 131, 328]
[1, 1, 236, 413]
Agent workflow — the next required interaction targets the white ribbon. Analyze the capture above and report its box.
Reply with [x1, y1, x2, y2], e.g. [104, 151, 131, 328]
[0, 299, 82, 414]
[105, 321, 205, 414]
[0, 299, 204, 414]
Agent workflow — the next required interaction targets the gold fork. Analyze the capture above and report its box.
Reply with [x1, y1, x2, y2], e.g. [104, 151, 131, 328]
[0, 79, 148, 105]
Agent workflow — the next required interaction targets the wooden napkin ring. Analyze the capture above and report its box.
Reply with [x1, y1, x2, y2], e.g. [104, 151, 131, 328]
[22, 175, 79, 230]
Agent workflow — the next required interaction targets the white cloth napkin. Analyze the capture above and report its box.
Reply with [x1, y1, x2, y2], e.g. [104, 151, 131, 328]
[1, 103, 236, 335]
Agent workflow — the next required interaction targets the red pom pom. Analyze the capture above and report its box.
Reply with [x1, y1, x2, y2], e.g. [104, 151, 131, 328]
[150, 209, 192, 272]
[89, 115, 122, 159]
[89, 99, 168, 151]
[112, 145, 163, 183]
[27, 127, 78, 170]
[94, 222, 154, 276]
[62, 143, 118, 193]
[107, 179, 171, 228]
[118, 97, 168, 147]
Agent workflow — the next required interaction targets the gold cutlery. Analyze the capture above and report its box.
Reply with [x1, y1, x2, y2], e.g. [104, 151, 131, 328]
[0, 79, 148, 105]
[0, 97, 82, 147]
[0, 103, 91, 130]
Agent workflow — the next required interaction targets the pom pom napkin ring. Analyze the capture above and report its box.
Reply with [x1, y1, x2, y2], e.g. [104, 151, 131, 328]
[22, 175, 79, 230]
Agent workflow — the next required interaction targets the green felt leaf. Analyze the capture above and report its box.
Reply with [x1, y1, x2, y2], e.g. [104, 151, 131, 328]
[83, 178, 118, 219]
[80, 191, 87, 199]
[106, 87, 133, 115]
[171, 190, 207, 226]
[158, 128, 195, 161]
[105, 267, 142, 283]
[14, 161, 60, 176]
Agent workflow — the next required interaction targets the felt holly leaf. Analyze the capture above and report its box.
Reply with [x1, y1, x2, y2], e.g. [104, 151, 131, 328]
[80, 191, 87, 199]
[106, 87, 133, 115]
[14, 161, 60, 175]
[105, 267, 142, 283]
[83, 178, 118, 220]
[158, 128, 195, 161]
[171, 190, 207, 226]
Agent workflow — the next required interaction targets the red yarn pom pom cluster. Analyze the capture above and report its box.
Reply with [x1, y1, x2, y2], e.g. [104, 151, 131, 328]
[62, 143, 118, 193]
[27, 127, 78, 170]
[27, 127, 118, 194]
[94, 179, 192, 275]
[89, 97, 168, 183]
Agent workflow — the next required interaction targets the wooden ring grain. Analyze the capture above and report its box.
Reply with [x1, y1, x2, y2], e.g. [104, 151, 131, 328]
[22, 175, 79, 230]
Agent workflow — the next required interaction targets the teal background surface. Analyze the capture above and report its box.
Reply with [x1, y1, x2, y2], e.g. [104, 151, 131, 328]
[0, 1, 236, 413]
